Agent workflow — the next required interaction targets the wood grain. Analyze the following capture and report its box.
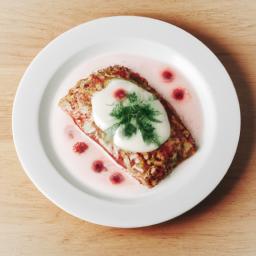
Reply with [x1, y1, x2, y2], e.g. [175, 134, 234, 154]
[0, 0, 255, 255]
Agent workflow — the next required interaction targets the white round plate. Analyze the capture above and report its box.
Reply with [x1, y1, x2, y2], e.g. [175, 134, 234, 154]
[13, 16, 240, 228]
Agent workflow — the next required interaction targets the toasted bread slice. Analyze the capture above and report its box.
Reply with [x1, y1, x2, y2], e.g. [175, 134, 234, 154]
[59, 65, 197, 187]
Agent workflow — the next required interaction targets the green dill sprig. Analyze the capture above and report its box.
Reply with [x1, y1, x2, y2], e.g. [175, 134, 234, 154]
[105, 92, 162, 146]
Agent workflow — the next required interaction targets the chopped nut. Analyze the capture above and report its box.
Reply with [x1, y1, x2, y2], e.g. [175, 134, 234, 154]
[134, 166, 144, 173]
[143, 153, 149, 160]
[156, 151, 164, 160]
[147, 160, 152, 165]
[123, 155, 131, 169]
[154, 160, 163, 166]
[150, 167, 157, 175]
[135, 158, 141, 164]
[96, 83, 102, 90]
[129, 153, 137, 160]
[183, 142, 192, 153]
[172, 152, 177, 160]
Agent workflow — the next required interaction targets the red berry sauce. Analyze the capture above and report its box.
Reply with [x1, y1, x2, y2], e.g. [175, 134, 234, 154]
[162, 69, 174, 82]
[113, 88, 127, 100]
[72, 142, 88, 154]
[92, 160, 105, 173]
[110, 172, 124, 184]
[172, 88, 185, 101]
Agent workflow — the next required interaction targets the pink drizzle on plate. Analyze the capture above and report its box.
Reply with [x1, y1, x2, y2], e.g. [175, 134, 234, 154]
[50, 53, 203, 198]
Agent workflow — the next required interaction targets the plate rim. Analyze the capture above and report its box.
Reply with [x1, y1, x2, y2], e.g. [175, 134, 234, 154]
[12, 16, 241, 228]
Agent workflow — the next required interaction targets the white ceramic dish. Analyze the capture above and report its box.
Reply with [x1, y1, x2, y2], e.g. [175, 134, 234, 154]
[12, 16, 240, 228]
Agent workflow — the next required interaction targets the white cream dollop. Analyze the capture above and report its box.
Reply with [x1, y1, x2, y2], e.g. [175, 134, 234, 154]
[91, 79, 170, 152]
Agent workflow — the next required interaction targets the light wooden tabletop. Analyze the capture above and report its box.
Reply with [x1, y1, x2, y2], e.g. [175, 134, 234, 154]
[1, 0, 255, 255]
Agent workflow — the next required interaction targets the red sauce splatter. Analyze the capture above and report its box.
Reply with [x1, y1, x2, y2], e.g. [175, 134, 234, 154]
[162, 69, 174, 82]
[172, 88, 185, 101]
[113, 88, 127, 100]
[73, 142, 88, 154]
[92, 160, 105, 173]
[110, 172, 124, 184]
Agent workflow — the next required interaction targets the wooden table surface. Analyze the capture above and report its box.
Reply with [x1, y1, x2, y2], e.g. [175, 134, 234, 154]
[1, 0, 255, 255]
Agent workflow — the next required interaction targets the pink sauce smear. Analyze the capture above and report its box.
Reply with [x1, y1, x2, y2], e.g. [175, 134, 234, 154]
[50, 54, 203, 198]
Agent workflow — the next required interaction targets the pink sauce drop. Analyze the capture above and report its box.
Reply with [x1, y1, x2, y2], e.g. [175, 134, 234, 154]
[172, 88, 185, 101]
[110, 172, 124, 184]
[92, 160, 105, 173]
[113, 88, 127, 100]
[162, 69, 174, 82]
[72, 142, 88, 154]
[65, 125, 75, 139]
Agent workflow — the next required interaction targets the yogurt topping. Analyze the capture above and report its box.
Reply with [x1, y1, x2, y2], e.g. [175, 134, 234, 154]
[91, 79, 171, 152]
